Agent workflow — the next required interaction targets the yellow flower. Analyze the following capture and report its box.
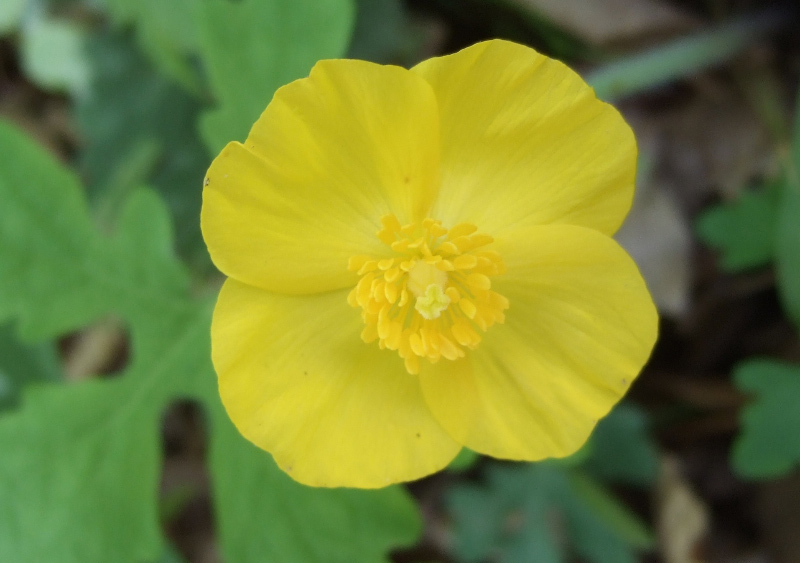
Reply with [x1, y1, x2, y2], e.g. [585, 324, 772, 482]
[201, 39, 658, 489]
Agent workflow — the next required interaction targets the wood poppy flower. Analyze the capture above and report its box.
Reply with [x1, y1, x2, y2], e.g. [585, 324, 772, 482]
[202, 39, 658, 488]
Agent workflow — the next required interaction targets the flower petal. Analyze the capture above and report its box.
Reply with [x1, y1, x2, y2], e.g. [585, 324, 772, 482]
[418, 225, 657, 460]
[412, 39, 636, 237]
[212, 279, 460, 488]
[202, 59, 440, 294]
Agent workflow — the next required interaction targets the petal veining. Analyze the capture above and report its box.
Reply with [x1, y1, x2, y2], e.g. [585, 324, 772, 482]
[212, 279, 460, 488]
[418, 225, 657, 460]
[412, 39, 636, 237]
[202, 59, 440, 294]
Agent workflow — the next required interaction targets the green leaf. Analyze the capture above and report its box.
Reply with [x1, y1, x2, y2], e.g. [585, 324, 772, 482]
[0, 0, 26, 34]
[732, 359, 800, 479]
[196, 0, 355, 153]
[20, 14, 91, 97]
[154, 543, 187, 563]
[348, 0, 415, 64]
[695, 182, 781, 272]
[77, 31, 210, 268]
[776, 183, 800, 327]
[550, 439, 592, 468]
[447, 447, 480, 472]
[567, 473, 654, 553]
[95, 0, 202, 92]
[212, 416, 420, 562]
[584, 403, 659, 487]
[0, 308, 203, 562]
[0, 323, 61, 411]
[0, 120, 421, 562]
[447, 463, 652, 563]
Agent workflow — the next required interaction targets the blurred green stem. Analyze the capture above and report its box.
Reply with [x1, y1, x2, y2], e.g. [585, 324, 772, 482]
[93, 138, 161, 232]
[587, 9, 792, 101]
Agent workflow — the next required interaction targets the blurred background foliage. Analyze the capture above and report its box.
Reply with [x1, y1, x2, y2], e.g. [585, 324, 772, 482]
[0, 0, 799, 561]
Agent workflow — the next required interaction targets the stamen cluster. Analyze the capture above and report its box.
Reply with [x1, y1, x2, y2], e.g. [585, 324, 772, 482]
[348, 214, 509, 374]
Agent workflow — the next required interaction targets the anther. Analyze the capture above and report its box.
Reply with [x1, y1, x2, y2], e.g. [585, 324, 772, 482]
[349, 214, 509, 373]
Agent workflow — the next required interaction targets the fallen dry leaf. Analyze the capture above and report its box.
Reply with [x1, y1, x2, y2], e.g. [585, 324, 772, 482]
[657, 455, 710, 563]
[616, 144, 692, 318]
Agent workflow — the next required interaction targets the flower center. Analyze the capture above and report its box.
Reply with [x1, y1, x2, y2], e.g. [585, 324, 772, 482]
[347, 214, 509, 374]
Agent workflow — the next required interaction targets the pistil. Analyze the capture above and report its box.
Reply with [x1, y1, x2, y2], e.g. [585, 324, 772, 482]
[348, 214, 509, 374]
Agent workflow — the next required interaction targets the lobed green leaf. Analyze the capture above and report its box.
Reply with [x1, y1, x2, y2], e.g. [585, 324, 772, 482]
[20, 14, 91, 97]
[0, 120, 420, 562]
[348, 0, 416, 64]
[77, 31, 210, 268]
[695, 183, 781, 272]
[732, 360, 800, 478]
[95, 0, 202, 92]
[0, 0, 25, 34]
[447, 447, 480, 472]
[0, 324, 61, 412]
[447, 462, 652, 563]
[583, 403, 659, 487]
[196, 0, 355, 153]
[775, 183, 800, 328]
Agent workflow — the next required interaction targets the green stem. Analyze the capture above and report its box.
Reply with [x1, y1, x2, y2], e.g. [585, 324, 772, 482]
[587, 9, 791, 101]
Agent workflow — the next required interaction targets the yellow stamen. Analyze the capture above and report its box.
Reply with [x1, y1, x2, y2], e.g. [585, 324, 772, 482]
[348, 214, 509, 374]
[407, 261, 446, 298]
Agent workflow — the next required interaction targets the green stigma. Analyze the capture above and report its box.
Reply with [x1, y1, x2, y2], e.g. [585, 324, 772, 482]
[414, 284, 451, 320]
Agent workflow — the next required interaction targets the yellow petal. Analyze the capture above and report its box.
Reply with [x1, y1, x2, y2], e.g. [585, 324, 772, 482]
[418, 225, 657, 460]
[412, 39, 636, 237]
[202, 59, 440, 294]
[212, 279, 460, 488]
